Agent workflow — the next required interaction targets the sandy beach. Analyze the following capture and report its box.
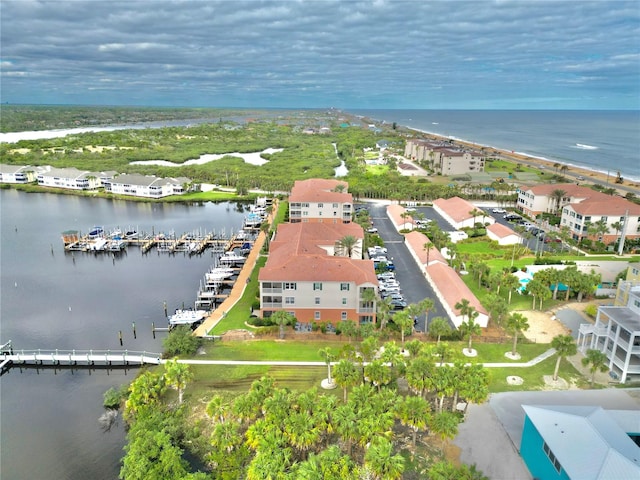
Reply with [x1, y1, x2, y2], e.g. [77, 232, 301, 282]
[419, 130, 640, 196]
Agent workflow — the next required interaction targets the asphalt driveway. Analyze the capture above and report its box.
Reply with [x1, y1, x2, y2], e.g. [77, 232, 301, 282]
[366, 203, 449, 332]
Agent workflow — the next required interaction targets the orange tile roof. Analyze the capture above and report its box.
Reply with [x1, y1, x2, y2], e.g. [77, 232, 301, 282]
[520, 183, 602, 199]
[259, 254, 377, 283]
[569, 197, 640, 216]
[259, 222, 376, 284]
[405, 231, 447, 265]
[487, 222, 518, 239]
[433, 196, 481, 223]
[289, 179, 352, 203]
[387, 204, 412, 226]
[426, 262, 488, 315]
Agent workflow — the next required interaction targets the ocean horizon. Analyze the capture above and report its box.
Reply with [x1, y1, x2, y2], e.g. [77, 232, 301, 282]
[349, 109, 640, 183]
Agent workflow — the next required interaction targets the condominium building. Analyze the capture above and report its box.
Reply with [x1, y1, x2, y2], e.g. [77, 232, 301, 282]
[258, 222, 377, 324]
[37, 166, 102, 190]
[288, 178, 353, 224]
[517, 183, 640, 243]
[0, 164, 37, 183]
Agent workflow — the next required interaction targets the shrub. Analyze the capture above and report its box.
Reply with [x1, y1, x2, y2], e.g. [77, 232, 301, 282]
[584, 304, 598, 319]
[162, 325, 203, 358]
[103, 385, 128, 409]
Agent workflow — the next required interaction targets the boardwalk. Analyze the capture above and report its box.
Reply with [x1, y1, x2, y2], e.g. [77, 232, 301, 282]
[2, 349, 161, 372]
[193, 201, 276, 337]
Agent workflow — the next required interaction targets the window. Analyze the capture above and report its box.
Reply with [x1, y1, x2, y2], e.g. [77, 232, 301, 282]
[318, 203, 324, 208]
[284, 282, 297, 290]
[333, 203, 339, 208]
[341, 312, 347, 320]
[313, 282, 322, 291]
[315, 297, 320, 305]
[340, 283, 350, 291]
[301, 203, 309, 208]
[285, 297, 295, 305]
[314, 311, 320, 320]
[543, 441, 562, 473]
[342, 297, 347, 305]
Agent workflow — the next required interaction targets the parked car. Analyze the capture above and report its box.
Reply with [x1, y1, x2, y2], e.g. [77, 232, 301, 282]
[382, 293, 405, 302]
[544, 236, 562, 243]
[504, 214, 522, 222]
[390, 299, 407, 310]
[377, 272, 395, 280]
[492, 208, 506, 214]
[367, 227, 378, 234]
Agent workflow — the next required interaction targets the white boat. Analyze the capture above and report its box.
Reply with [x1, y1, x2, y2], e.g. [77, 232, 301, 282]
[219, 252, 246, 264]
[205, 267, 235, 281]
[168, 309, 208, 326]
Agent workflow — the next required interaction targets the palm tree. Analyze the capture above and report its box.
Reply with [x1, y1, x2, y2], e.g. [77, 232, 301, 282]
[551, 334, 577, 381]
[526, 278, 551, 310]
[393, 310, 413, 349]
[271, 310, 295, 339]
[560, 165, 569, 176]
[502, 273, 521, 304]
[333, 359, 360, 402]
[429, 316, 452, 345]
[405, 355, 435, 398]
[455, 299, 481, 353]
[581, 349, 609, 387]
[318, 347, 335, 386]
[550, 188, 567, 215]
[468, 208, 482, 228]
[363, 437, 405, 480]
[400, 211, 411, 230]
[505, 313, 530, 356]
[485, 293, 509, 327]
[211, 421, 242, 454]
[553, 162, 561, 173]
[360, 287, 377, 321]
[163, 358, 193, 404]
[336, 234, 358, 258]
[332, 404, 359, 455]
[396, 395, 431, 447]
[419, 298, 435, 328]
[364, 359, 392, 392]
[430, 411, 459, 448]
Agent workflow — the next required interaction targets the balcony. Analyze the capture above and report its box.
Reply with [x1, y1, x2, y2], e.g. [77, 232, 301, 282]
[261, 302, 283, 309]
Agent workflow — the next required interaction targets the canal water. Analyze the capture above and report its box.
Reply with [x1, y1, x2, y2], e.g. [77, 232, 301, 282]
[0, 189, 246, 479]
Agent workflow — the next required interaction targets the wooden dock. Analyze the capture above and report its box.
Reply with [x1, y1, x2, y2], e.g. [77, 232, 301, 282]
[1, 348, 162, 374]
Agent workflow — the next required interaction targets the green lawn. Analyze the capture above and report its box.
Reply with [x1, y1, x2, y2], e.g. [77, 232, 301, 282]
[209, 256, 267, 334]
[487, 357, 585, 392]
[199, 338, 348, 361]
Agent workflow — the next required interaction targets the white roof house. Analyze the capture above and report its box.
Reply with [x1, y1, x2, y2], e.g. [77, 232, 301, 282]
[521, 405, 640, 480]
[105, 174, 189, 198]
[37, 166, 101, 190]
[0, 164, 38, 183]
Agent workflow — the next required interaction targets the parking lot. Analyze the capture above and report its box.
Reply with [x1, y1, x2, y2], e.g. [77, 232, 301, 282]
[366, 203, 449, 332]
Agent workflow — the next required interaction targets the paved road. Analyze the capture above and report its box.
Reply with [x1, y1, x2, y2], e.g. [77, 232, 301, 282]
[367, 203, 449, 332]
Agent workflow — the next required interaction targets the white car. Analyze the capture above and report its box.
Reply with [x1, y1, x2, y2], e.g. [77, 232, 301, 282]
[367, 227, 378, 234]
[492, 208, 506, 214]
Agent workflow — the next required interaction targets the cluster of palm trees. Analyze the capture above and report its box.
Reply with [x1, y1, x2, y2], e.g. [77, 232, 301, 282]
[198, 336, 491, 479]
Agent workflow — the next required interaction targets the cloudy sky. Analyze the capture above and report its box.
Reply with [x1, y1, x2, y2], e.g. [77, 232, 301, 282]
[1, 0, 639, 109]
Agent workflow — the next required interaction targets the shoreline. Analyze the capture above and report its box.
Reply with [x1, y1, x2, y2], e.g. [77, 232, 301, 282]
[401, 125, 640, 196]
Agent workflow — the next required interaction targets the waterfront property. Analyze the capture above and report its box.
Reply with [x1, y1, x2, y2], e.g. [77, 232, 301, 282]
[404, 138, 486, 175]
[520, 405, 640, 480]
[258, 222, 377, 324]
[104, 173, 191, 198]
[37, 166, 102, 190]
[0, 164, 38, 183]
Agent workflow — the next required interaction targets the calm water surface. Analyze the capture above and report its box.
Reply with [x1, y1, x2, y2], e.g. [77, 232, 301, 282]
[0, 190, 246, 479]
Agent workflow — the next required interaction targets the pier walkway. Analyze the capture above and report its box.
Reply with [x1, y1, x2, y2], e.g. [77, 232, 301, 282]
[193, 201, 276, 337]
[1, 348, 161, 374]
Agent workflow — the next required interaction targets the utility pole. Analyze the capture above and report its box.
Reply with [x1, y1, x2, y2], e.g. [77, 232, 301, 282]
[617, 210, 628, 256]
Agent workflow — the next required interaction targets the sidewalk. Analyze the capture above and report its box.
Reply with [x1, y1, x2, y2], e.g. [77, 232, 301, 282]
[193, 201, 277, 337]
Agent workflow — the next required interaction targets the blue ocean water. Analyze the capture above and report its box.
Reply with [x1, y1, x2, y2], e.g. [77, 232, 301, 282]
[350, 110, 640, 182]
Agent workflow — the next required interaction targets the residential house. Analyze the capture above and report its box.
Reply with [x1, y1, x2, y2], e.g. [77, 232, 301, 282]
[404, 139, 485, 175]
[404, 231, 489, 328]
[258, 222, 377, 324]
[37, 166, 101, 190]
[520, 405, 640, 480]
[104, 173, 189, 198]
[0, 164, 37, 183]
[433, 196, 495, 230]
[387, 204, 415, 230]
[577, 278, 640, 383]
[288, 179, 353, 224]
